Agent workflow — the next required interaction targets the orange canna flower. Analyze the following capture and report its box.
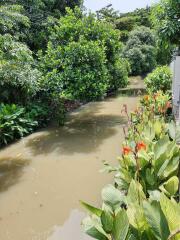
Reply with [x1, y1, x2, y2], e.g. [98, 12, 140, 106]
[144, 95, 150, 101]
[122, 146, 132, 155]
[136, 141, 146, 151]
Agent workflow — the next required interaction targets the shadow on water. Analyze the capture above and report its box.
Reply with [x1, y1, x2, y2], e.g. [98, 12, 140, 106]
[0, 157, 30, 192]
[26, 114, 127, 156]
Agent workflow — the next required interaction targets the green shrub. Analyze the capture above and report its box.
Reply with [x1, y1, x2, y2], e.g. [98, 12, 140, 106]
[25, 102, 51, 127]
[145, 66, 172, 93]
[123, 26, 157, 75]
[141, 45, 157, 73]
[108, 59, 129, 91]
[128, 26, 156, 46]
[0, 104, 37, 146]
[40, 40, 109, 101]
[0, 34, 41, 104]
[40, 7, 129, 101]
[124, 47, 144, 75]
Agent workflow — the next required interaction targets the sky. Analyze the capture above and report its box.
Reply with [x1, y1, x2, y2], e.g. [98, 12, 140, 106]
[84, 0, 159, 13]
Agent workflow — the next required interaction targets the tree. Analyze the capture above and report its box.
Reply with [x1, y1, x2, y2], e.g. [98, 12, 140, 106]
[0, 4, 29, 39]
[151, 0, 180, 47]
[1, 0, 83, 50]
[39, 7, 129, 101]
[123, 26, 157, 75]
[0, 34, 41, 103]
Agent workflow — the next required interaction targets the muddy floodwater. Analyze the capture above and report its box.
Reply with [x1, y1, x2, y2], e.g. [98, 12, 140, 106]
[0, 82, 142, 239]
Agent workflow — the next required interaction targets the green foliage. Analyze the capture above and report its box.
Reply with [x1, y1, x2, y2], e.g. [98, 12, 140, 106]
[0, 34, 41, 104]
[123, 26, 157, 75]
[0, 104, 37, 146]
[82, 91, 180, 240]
[128, 26, 156, 46]
[121, 7, 152, 28]
[0, 4, 30, 39]
[82, 181, 180, 240]
[25, 102, 51, 127]
[40, 39, 109, 101]
[40, 8, 129, 101]
[151, 0, 180, 47]
[145, 66, 172, 93]
[2, 0, 83, 50]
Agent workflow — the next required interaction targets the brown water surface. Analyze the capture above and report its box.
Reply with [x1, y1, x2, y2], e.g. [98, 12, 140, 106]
[0, 92, 140, 240]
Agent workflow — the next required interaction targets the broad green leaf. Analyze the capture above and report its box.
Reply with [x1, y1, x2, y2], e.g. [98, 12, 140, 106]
[101, 210, 114, 233]
[127, 203, 148, 232]
[146, 168, 156, 186]
[159, 176, 179, 196]
[112, 209, 129, 240]
[154, 121, 162, 137]
[82, 216, 109, 240]
[101, 185, 124, 208]
[80, 201, 102, 217]
[168, 121, 176, 140]
[158, 155, 179, 179]
[160, 193, 180, 239]
[127, 180, 146, 205]
[138, 150, 150, 168]
[154, 135, 169, 161]
[143, 201, 170, 240]
[143, 124, 155, 141]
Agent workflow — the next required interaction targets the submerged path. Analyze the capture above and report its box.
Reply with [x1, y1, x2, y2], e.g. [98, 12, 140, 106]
[0, 78, 144, 240]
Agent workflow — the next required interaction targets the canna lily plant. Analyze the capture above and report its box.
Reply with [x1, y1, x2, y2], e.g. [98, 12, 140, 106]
[81, 180, 180, 240]
[104, 122, 180, 197]
[82, 91, 180, 240]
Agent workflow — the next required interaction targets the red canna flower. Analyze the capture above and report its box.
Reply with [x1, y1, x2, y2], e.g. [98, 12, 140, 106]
[122, 146, 132, 155]
[136, 141, 146, 151]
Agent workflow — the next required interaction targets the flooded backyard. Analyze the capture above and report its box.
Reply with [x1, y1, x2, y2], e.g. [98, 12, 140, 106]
[0, 80, 143, 239]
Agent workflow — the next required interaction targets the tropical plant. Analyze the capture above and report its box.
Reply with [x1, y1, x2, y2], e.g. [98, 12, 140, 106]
[145, 66, 172, 93]
[151, 0, 180, 47]
[0, 104, 37, 146]
[81, 180, 180, 240]
[0, 34, 41, 104]
[25, 102, 51, 127]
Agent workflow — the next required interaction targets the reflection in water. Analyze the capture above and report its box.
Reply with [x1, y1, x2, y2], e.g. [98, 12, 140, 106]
[48, 209, 92, 240]
[0, 157, 29, 192]
[0, 93, 141, 240]
[26, 114, 127, 156]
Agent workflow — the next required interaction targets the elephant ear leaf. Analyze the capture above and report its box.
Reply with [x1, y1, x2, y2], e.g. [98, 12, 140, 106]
[82, 216, 109, 240]
[80, 201, 102, 217]
[112, 209, 129, 240]
[143, 201, 170, 240]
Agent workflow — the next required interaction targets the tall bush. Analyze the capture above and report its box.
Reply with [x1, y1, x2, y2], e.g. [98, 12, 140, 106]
[40, 40, 109, 101]
[40, 7, 129, 100]
[123, 26, 157, 75]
